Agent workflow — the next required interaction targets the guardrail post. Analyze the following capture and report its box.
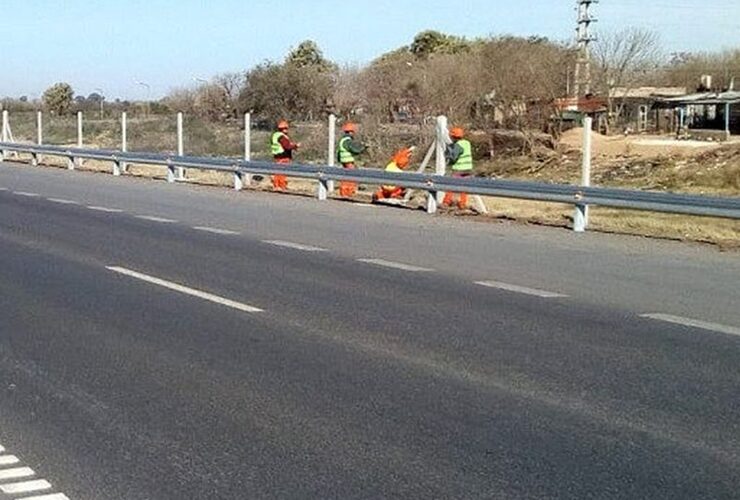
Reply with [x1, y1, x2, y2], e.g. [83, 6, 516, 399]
[176, 112, 185, 180]
[426, 187, 438, 214]
[167, 159, 176, 183]
[67, 152, 75, 170]
[317, 175, 328, 201]
[113, 157, 122, 176]
[120, 111, 128, 174]
[573, 116, 592, 233]
[325, 113, 336, 195]
[241, 112, 252, 188]
[0, 110, 9, 161]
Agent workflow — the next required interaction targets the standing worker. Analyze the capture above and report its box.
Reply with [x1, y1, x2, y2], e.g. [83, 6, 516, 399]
[271, 120, 300, 191]
[337, 122, 366, 198]
[443, 127, 473, 209]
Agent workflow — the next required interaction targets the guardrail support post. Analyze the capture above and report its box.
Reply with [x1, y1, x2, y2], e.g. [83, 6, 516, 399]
[1, 110, 8, 161]
[326, 114, 336, 195]
[67, 154, 75, 170]
[426, 189, 438, 214]
[176, 112, 185, 180]
[31, 152, 38, 166]
[167, 160, 175, 183]
[120, 111, 128, 174]
[317, 177, 328, 201]
[234, 171, 244, 191]
[113, 159, 122, 176]
[574, 116, 593, 233]
[242, 112, 252, 187]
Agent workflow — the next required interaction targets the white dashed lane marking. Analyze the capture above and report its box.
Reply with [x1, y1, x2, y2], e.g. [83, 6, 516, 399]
[0, 467, 35, 480]
[641, 313, 740, 337]
[107, 266, 263, 313]
[0, 455, 20, 465]
[87, 206, 123, 213]
[0, 479, 52, 495]
[46, 198, 79, 205]
[193, 226, 240, 235]
[13, 191, 40, 197]
[136, 215, 177, 223]
[475, 280, 567, 298]
[263, 240, 327, 252]
[0, 187, 8, 191]
[357, 258, 434, 272]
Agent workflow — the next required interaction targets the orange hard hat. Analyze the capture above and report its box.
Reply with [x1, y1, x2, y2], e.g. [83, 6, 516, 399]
[342, 122, 357, 133]
[277, 120, 289, 130]
[450, 127, 465, 139]
[393, 148, 413, 169]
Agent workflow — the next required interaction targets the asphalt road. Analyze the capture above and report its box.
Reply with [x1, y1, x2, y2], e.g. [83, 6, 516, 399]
[0, 161, 738, 499]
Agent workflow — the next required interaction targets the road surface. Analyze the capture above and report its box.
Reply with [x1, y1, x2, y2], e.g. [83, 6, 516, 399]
[0, 161, 738, 499]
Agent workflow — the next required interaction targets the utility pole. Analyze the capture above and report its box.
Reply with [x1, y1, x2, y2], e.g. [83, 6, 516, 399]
[574, 0, 597, 98]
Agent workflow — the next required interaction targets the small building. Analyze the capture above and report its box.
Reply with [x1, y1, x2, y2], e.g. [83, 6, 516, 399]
[655, 91, 740, 140]
[608, 87, 687, 133]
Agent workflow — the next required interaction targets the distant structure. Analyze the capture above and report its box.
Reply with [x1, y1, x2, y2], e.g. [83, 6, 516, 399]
[574, 0, 597, 98]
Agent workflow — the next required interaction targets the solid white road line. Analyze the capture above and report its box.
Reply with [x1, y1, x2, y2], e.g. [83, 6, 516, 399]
[193, 226, 239, 235]
[263, 240, 327, 252]
[475, 280, 567, 298]
[0, 467, 35, 480]
[0, 455, 20, 466]
[136, 215, 177, 223]
[0, 187, 8, 191]
[107, 266, 263, 313]
[13, 191, 40, 197]
[357, 258, 434, 272]
[0, 479, 51, 494]
[87, 206, 123, 213]
[641, 313, 740, 337]
[22, 493, 70, 500]
[46, 198, 78, 205]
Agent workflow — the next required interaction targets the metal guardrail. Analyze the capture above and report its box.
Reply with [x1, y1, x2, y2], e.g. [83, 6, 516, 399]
[1, 142, 739, 222]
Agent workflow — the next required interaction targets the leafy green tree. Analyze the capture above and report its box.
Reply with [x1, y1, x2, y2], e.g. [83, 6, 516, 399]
[43, 82, 74, 115]
[286, 40, 336, 72]
[410, 30, 469, 59]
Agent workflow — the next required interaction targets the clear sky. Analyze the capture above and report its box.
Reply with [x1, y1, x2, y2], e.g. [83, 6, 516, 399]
[2, 0, 738, 100]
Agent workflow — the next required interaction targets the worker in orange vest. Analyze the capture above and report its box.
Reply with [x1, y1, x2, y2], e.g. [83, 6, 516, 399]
[372, 147, 414, 202]
[270, 120, 300, 191]
[336, 122, 366, 198]
[443, 127, 473, 209]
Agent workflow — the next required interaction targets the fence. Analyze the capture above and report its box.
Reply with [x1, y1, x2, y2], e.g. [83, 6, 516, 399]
[2, 111, 739, 228]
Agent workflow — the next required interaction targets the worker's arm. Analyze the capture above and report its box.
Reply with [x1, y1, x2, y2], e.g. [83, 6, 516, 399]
[279, 135, 298, 151]
[346, 138, 366, 155]
[445, 143, 462, 165]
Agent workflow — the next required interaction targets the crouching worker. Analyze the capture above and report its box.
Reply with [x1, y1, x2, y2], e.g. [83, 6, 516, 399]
[373, 147, 414, 202]
[443, 127, 473, 209]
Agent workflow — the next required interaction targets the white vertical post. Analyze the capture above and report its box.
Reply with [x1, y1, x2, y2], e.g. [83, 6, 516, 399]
[430, 115, 449, 212]
[725, 102, 731, 140]
[121, 111, 128, 173]
[77, 111, 83, 147]
[37, 111, 43, 145]
[1, 110, 8, 161]
[176, 112, 185, 180]
[240, 112, 252, 187]
[574, 116, 593, 233]
[326, 113, 336, 194]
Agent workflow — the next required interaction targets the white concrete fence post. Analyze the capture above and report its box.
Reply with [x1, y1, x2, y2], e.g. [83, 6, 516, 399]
[1, 110, 9, 161]
[325, 113, 336, 196]
[37, 111, 43, 145]
[573, 116, 593, 233]
[120, 111, 128, 174]
[236, 112, 251, 190]
[429, 115, 449, 214]
[176, 112, 185, 180]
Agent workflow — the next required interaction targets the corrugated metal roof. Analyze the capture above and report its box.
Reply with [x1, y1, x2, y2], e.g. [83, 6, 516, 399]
[658, 91, 740, 105]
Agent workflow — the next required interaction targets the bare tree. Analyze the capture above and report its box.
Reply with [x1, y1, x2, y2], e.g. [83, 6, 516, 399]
[593, 28, 662, 131]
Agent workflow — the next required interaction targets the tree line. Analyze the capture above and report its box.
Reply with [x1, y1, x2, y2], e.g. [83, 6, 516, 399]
[5, 30, 739, 133]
